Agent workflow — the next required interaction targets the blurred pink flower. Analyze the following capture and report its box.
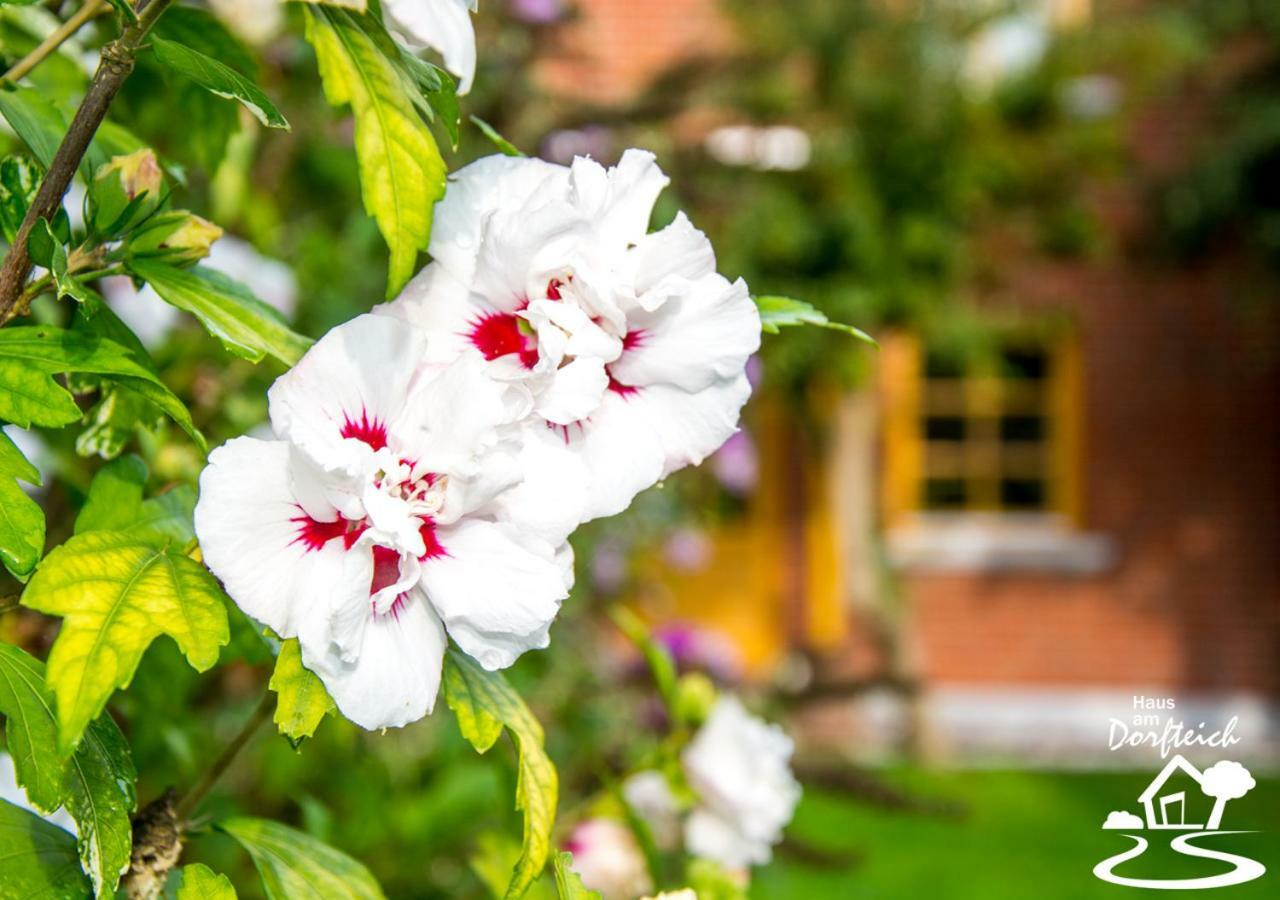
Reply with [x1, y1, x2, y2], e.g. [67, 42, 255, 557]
[654, 622, 742, 680]
[663, 528, 712, 572]
[591, 541, 628, 594]
[712, 430, 758, 496]
[509, 0, 566, 24]
[564, 819, 652, 900]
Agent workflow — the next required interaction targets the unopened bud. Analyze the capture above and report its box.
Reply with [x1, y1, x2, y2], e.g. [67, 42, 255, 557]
[126, 211, 223, 265]
[673, 672, 717, 726]
[90, 149, 163, 236]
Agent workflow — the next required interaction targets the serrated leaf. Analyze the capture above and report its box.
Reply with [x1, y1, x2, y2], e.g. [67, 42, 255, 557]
[0, 799, 90, 899]
[75, 455, 196, 546]
[304, 7, 446, 297]
[127, 260, 311, 366]
[444, 649, 558, 900]
[552, 852, 601, 900]
[470, 116, 526, 158]
[150, 37, 289, 130]
[0, 326, 205, 451]
[21, 530, 230, 754]
[175, 863, 237, 899]
[0, 429, 43, 576]
[396, 54, 459, 149]
[269, 638, 334, 745]
[0, 644, 138, 899]
[217, 817, 385, 899]
[754, 295, 877, 345]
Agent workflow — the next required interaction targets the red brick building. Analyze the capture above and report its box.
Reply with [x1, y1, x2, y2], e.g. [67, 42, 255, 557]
[531, 0, 1280, 762]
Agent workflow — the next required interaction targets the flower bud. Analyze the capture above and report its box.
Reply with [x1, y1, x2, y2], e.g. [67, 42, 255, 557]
[673, 672, 717, 726]
[125, 211, 223, 266]
[90, 149, 163, 236]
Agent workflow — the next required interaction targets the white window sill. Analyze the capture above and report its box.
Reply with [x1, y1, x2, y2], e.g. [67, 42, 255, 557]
[887, 513, 1114, 575]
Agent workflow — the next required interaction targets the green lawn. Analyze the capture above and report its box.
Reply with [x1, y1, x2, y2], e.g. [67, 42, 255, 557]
[756, 768, 1278, 899]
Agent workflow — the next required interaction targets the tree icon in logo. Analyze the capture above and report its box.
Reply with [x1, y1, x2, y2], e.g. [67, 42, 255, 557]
[1201, 761, 1256, 829]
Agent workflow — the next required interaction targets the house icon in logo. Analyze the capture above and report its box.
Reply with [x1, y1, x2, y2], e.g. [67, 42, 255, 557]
[1136, 755, 1256, 831]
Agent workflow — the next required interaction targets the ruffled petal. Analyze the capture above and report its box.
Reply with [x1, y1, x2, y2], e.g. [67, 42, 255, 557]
[610, 276, 760, 394]
[302, 589, 447, 730]
[429, 155, 567, 287]
[534, 356, 609, 426]
[267, 314, 430, 478]
[376, 263, 479, 366]
[570, 149, 670, 250]
[383, 0, 477, 93]
[634, 375, 753, 478]
[418, 519, 568, 670]
[685, 808, 767, 869]
[487, 420, 592, 546]
[194, 437, 372, 639]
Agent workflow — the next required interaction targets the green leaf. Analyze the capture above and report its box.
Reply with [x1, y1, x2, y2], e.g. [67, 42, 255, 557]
[269, 638, 335, 746]
[20, 530, 230, 754]
[104, 0, 140, 25]
[0, 326, 205, 451]
[444, 649, 558, 900]
[552, 853, 601, 900]
[608, 605, 677, 709]
[175, 863, 238, 899]
[0, 799, 90, 899]
[217, 817, 386, 899]
[0, 430, 43, 577]
[684, 858, 748, 900]
[396, 53, 459, 149]
[75, 455, 196, 546]
[127, 260, 312, 366]
[27, 216, 60, 270]
[0, 86, 65, 169]
[754, 295, 877, 345]
[0, 644, 138, 899]
[470, 116, 526, 158]
[149, 37, 289, 130]
[0, 154, 40, 245]
[304, 7, 446, 297]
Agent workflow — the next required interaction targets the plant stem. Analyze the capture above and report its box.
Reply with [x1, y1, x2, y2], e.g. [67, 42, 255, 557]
[175, 691, 275, 822]
[0, 0, 175, 326]
[1, 0, 110, 85]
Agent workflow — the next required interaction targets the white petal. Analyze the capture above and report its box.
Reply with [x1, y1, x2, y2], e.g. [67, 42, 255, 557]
[487, 420, 592, 546]
[302, 590, 447, 730]
[630, 212, 716, 298]
[429, 155, 568, 286]
[397, 354, 528, 476]
[194, 437, 372, 639]
[611, 276, 760, 394]
[418, 519, 568, 670]
[267, 314, 429, 476]
[383, 0, 477, 93]
[575, 149, 670, 249]
[685, 808, 767, 869]
[376, 263, 478, 366]
[534, 356, 609, 425]
[636, 375, 753, 478]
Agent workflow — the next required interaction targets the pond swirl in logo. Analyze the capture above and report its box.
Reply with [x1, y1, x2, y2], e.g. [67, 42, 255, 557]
[1093, 832, 1266, 890]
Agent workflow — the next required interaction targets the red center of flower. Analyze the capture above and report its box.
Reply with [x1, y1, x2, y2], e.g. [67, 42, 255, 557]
[606, 329, 647, 397]
[468, 311, 540, 369]
[341, 411, 388, 450]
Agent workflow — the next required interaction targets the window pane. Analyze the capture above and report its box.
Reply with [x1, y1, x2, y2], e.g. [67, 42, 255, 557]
[1000, 415, 1045, 442]
[1000, 478, 1046, 509]
[925, 416, 967, 441]
[924, 478, 967, 509]
[1000, 348, 1049, 380]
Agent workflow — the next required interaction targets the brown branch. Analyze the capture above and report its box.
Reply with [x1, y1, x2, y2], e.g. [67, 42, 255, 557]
[174, 690, 275, 822]
[1, 0, 110, 86]
[0, 0, 175, 325]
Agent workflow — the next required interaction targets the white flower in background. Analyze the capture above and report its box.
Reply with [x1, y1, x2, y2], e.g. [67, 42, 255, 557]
[383, 0, 478, 94]
[0, 753, 76, 834]
[208, 0, 285, 47]
[642, 892, 697, 900]
[103, 234, 298, 348]
[382, 150, 761, 543]
[194, 315, 571, 729]
[680, 697, 800, 869]
[622, 771, 681, 851]
[565, 818, 653, 900]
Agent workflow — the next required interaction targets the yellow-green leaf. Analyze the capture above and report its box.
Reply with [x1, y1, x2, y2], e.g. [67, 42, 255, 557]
[175, 863, 238, 899]
[217, 817, 385, 899]
[754, 295, 877, 345]
[304, 7, 446, 298]
[444, 649, 558, 900]
[269, 638, 335, 745]
[0, 644, 137, 898]
[553, 853, 601, 900]
[21, 530, 230, 754]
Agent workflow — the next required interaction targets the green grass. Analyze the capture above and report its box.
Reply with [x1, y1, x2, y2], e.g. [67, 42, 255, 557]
[755, 768, 1279, 899]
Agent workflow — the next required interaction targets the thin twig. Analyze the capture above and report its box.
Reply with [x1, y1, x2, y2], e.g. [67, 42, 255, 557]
[0, 0, 176, 325]
[174, 691, 275, 821]
[1, 0, 110, 85]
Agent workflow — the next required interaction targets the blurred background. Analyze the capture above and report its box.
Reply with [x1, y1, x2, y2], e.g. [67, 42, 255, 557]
[3, 0, 1279, 896]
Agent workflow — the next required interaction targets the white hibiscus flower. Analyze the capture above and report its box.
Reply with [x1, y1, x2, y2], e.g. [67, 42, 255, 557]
[680, 697, 801, 869]
[381, 150, 761, 542]
[383, 0, 479, 94]
[194, 314, 571, 730]
[564, 818, 653, 900]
